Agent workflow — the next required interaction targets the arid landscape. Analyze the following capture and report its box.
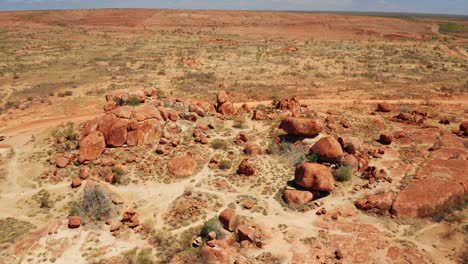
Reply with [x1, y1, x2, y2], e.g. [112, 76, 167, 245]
[0, 9, 467, 264]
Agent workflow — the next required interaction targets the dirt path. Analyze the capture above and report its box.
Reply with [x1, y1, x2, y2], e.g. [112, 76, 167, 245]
[0, 114, 100, 137]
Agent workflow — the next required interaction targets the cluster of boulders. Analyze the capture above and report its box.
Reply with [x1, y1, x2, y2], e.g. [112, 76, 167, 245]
[237, 158, 256, 176]
[276, 96, 300, 111]
[216, 91, 236, 117]
[199, 208, 268, 263]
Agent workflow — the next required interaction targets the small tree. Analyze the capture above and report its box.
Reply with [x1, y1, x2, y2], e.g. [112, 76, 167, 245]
[80, 184, 112, 220]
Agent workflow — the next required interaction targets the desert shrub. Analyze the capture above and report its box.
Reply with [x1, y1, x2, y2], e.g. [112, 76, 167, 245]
[334, 166, 353, 182]
[256, 104, 267, 110]
[69, 205, 81, 216]
[127, 97, 142, 106]
[400, 105, 411, 113]
[211, 139, 228, 150]
[200, 217, 222, 239]
[268, 141, 312, 166]
[38, 190, 53, 208]
[122, 247, 154, 264]
[79, 184, 112, 221]
[112, 167, 128, 185]
[233, 115, 248, 129]
[64, 90, 73, 96]
[219, 160, 232, 170]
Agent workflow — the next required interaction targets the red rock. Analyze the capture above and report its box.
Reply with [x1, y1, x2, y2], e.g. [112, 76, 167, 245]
[283, 189, 314, 205]
[439, 117, 450, 125]
[68, 216, 81, 228]
[71, 177, 82, 188]
[355, 192, 394, 212]
[243, 199, 256, 209]
[219, 208, 238, 232]
[78, 131, 106, 163]
[376, 103, 392, 112]
[379, 133, 393, 145]
[310, 136, 344, 163]
[280, 117, 323, 137]
[217, 102, 236, 116]
[237, 225, 254, 242]
[236, 133, 248, 143]
[295, 163, 335, 191]
[237, 159, 256, 176]
[52, 153, 75, 168]
[79, 166, 90, 179]
[167, 154, 197, 178]
[396, 112, 412, 121]
[244, 144, 262, 156]
[252, 109, 267, 120]
[460, 121, 468, 136]
[201, 245, 229, 263]
[168, 109, 179, 121]
[217, 91, 229, 105]
[341, 154, 358, 173]
[97, 114, 129, 147]
[392, 159, 468, 218]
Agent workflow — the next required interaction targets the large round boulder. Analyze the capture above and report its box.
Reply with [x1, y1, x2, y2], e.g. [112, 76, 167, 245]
[310, 136, 344, 163]
[294, 163, 334, 191]
[167, 154, 197, 178]
[78, 131, 106, 163]
[280, 117, 323, 137]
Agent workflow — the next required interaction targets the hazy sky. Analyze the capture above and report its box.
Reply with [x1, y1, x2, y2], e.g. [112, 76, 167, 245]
[1, 0, 467, 15]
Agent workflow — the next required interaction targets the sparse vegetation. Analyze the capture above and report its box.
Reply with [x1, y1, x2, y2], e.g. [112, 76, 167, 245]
[127, 97, 142, 106]
[73, 184, 113, 221]
[334, 166, 353, 182]
[211, 138, 228, 150]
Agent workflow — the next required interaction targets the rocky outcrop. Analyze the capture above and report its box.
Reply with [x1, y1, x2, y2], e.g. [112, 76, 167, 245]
[310, 136, 344, 163]
[392, 159, 468, 218]
[80, 104, 165, 156]
[280, 117, 323, 137]
[295, 163, 335, 191]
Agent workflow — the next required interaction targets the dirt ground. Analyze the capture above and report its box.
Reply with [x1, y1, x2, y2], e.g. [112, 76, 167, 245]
[0, 9, 466, 264]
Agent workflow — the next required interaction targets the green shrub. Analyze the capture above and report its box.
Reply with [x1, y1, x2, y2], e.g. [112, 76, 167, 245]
[200, 217, 222, 239]
[127, 97, 142, 106]
[211, 139, 228, 150]
[334, 166, 353, 182]
[219, 160, 231, 170]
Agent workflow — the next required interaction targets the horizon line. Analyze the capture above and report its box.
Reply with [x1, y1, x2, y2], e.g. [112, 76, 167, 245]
[0, 7, 467, 17]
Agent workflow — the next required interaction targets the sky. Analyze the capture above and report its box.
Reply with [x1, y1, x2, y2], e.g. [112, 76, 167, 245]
[1, 0, 467, 16]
